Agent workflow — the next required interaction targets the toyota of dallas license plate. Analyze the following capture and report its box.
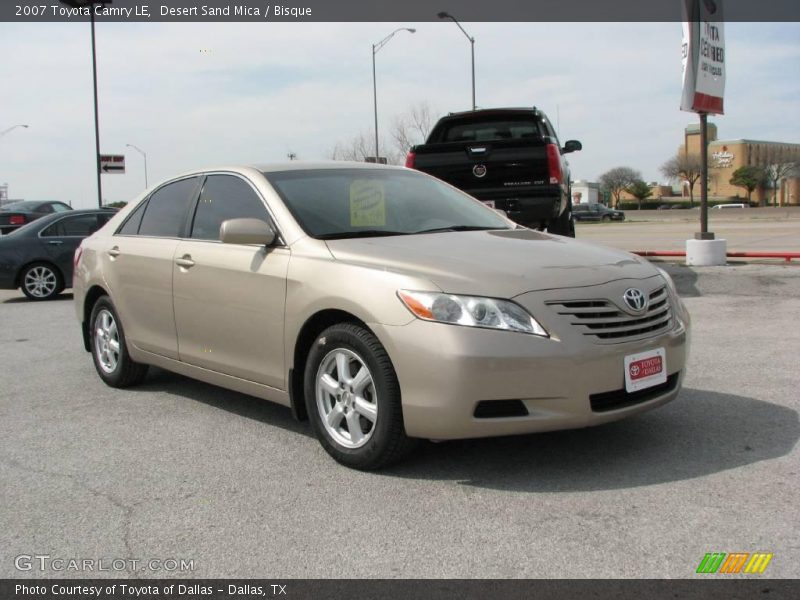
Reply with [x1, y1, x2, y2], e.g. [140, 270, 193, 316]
[624, 348, 667, 393]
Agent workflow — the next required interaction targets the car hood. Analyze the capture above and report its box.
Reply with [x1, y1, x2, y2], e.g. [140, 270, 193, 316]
[325, 229, 659, 298]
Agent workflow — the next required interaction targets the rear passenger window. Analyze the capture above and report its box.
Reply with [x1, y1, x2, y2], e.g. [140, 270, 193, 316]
[189, 175, 268, 241]
[138, 177, 200, 238]
[41, 214, 101, 237]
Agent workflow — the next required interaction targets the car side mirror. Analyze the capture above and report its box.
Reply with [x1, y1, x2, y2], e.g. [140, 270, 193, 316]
[562, 140, 582, 154]
[220, 218, 276, 246]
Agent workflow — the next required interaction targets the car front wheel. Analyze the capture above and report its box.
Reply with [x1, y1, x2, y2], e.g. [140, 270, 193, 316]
[89, 296, 149, 388]
[304, 323, 416, 469]
[20, 262, 63, 300]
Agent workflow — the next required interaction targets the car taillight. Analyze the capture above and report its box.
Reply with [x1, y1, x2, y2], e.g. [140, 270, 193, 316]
[9, 215, 25, 225]
[546, 143, 563, 185]
[404, 151, 416, 168]
[74, 245, 84, 270]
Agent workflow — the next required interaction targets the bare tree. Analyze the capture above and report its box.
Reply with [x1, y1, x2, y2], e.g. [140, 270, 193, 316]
[389, 102, 436, 164]
[752, 145, 800, 206]
[329, 132, 372, 162]
[598, 167, 641, 208]
[660, 152, 703, 207]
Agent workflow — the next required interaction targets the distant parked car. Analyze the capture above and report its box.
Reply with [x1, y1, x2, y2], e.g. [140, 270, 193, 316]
[0, 200, 74, 235]
[671, 204, 690, 209]
[657, 204, 672, 210]
[0, 209, 115, 300]
[573, 203, 625, 222]
[712, 203, 748, 210]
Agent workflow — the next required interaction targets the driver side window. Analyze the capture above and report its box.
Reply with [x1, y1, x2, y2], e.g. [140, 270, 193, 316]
[189, 175, 271, 241]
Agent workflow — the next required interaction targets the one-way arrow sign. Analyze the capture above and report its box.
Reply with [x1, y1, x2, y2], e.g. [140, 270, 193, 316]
[99, 154, 125, 175]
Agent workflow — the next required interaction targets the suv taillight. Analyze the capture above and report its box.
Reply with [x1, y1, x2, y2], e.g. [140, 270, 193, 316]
[405, 151, 416, 168]
[9, 215, 25, 225]
[546, 143, 563, 185]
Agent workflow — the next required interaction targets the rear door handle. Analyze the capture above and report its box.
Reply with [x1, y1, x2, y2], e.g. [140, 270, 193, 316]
[107, 247, 120, 258]
[47, 240, 64, 246]
[175, 255, 195, 268]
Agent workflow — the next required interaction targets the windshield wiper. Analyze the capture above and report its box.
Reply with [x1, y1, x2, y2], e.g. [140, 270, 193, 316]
[317, 230, 410, 240]
[414, 225, 508, 234]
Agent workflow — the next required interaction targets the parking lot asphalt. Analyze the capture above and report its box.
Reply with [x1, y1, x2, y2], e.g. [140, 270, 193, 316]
[1, 263, 798, 579]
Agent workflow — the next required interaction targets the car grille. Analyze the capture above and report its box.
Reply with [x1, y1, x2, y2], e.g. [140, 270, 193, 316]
[546, 286, 672, 342]
[590, 372, 680, 412]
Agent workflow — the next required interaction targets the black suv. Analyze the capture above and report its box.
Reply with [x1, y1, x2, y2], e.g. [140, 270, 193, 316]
[406, 107, 582, 236]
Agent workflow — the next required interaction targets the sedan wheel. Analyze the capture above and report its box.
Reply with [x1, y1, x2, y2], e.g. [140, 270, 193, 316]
[304, 323, 417, 469]
[316, 348, 378, 449]
[94, 308, 121, 374]
[89, 296, 149, 388]
[21, 263, 63, 300]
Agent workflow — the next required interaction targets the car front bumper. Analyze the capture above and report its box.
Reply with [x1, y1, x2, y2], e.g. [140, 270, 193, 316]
[371, 300, 689, 440]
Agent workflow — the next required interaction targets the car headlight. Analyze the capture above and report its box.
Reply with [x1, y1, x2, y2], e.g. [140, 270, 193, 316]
[397, 290, 548, 337]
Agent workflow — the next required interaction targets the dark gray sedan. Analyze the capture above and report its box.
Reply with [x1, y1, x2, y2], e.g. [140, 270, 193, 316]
[0, 209, 115, 300]
[0, 200, 73, 235]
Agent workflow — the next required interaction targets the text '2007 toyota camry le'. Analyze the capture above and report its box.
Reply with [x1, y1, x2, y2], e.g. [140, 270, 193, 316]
[74, 162, 690, 469]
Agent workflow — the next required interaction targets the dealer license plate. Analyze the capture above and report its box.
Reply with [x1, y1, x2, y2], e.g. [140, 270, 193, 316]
[624, 348, 667, 393]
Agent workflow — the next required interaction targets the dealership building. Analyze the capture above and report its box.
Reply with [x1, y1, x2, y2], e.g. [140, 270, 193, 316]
[682, 123, 800, 204]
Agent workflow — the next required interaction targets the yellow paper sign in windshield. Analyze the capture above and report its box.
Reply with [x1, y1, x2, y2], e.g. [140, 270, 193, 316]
[350, 179, 386, 227]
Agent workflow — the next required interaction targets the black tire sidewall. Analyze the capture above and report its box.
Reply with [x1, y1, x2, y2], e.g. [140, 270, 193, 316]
[20, 262, 64, 301]
[89, 297, 133, 386]
[304, 324, 401, 469]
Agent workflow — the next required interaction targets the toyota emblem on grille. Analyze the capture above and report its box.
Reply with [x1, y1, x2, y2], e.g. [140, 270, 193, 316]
[623, 288, 647, 312]
[472, 164, 487, 178]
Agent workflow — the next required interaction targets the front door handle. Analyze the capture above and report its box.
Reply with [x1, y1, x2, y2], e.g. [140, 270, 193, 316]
[175, 255, 195, 268]
[107, 247, 120, 258]
[47, 240, 64, 246]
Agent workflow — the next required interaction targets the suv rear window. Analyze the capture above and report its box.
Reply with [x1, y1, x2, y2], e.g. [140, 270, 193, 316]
[431, 115, 546, 143]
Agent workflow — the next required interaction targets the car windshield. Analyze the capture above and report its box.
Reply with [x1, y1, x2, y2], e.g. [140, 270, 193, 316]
[264, 168, 512, 240]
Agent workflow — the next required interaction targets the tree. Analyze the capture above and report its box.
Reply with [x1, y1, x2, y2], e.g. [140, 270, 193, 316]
[660, 152, 703, 207]
[329, 102, 438, 165]
[329, 131, 372, 162]
[729, 166, 763, 202]
[389, 102, 436, 164]
[751, 144, 800, 206]
[626, 179, 652, 210]
[105, 201, 128, 208]
[598, 167, 641, 208]
[763, 161, 799, 207]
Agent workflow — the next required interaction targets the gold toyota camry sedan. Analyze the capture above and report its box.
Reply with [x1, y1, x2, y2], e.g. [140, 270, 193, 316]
[74, 163, 690, 469]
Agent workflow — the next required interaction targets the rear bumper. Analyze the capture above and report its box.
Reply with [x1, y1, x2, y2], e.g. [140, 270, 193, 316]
[472, 193, 563, 227]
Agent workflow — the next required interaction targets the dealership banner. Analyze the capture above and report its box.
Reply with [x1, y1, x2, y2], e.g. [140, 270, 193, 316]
[681, 0, 726, 114]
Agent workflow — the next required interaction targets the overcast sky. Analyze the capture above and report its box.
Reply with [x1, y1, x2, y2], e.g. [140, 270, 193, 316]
[1, 21, 798, 208]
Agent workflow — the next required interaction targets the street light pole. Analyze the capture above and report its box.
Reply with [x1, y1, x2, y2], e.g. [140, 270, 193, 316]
[438, 11, 476, 110]
[372, 27, 416, 162]
[90, 8, 103, 207]
[126, 144, 148, 189]
[61, 0, 109, 207]
[0, 124, 29, 139]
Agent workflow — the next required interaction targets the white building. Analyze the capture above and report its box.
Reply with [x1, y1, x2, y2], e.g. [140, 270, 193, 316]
[571, 180, 600, 205]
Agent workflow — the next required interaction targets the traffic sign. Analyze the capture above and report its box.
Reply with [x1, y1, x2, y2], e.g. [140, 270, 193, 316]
[99, 154, 125, 174]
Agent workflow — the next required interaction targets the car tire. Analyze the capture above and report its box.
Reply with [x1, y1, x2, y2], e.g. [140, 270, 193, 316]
[304, 322, 417, 470]
[20, 262, 64, 301]
[602, 215, 611, 222]
[89, 296, 149, 388]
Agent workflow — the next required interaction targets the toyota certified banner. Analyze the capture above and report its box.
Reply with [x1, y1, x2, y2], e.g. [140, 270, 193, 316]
[681, 0, 726, 114]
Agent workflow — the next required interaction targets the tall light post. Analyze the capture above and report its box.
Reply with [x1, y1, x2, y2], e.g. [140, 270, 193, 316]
[61, 0, 109, 207]
[437, 11, 476, 111]
[126, 143, 148, 189]
[372, 27, 416, 162]
[0, 124, 29, 139]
